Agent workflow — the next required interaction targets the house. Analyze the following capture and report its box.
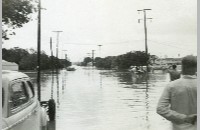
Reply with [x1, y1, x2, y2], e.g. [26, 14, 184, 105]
[149, 57, 182, 71]
[153, 58, 182, 66]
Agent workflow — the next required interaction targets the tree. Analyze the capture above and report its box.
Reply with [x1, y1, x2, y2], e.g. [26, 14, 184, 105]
[115, 51, 149, 69]
[60, 59, 72, 68]
[149, 55, 159, 65]
[3, 47, 70, 70]
[19, 53, 37, 70]
[81, 57, 92, 66]
[2, 0, 36, 40]
[95, 56, 116, 69]
[2, 47, 29, 64]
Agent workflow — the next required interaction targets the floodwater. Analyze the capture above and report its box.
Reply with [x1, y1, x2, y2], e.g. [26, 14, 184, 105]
[24, 66, 172, 130]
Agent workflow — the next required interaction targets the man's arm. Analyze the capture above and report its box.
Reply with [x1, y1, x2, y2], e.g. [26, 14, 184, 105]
[156, 85, 189, 124]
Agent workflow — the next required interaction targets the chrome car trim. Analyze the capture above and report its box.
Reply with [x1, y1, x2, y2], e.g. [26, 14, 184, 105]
[2, 104, 40, 130]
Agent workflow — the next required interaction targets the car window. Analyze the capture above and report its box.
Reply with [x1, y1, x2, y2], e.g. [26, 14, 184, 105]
[26, 81, 34, 98]
[10, 82, 29, 110]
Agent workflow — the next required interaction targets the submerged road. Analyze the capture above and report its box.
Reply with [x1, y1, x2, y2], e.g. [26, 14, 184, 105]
[25, 66, 172, 130]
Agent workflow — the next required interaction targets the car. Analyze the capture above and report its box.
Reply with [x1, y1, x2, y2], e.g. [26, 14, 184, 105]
[2, 70, 49, 130]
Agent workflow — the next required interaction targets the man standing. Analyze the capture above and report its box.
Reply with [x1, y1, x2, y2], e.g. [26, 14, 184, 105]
[168, 64, 181, 81]
[157, 55, 197, 130]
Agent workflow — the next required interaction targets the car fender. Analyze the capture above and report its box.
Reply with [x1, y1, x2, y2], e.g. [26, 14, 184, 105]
[40, 107, 49, 127]
[2, 118, 9, 130]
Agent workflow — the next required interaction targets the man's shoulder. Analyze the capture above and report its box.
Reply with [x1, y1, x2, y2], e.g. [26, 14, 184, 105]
[167, 77, 196, 87]
[167, 78, 184, 87]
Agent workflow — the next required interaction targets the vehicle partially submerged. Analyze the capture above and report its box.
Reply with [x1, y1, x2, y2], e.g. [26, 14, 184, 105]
[66, 66, 76, 71]
[2, 70, 54, 130]
[129, 66, 147, 74]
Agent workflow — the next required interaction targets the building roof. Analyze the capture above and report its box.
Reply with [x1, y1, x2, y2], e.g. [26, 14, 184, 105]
[159, 58, 182, 60]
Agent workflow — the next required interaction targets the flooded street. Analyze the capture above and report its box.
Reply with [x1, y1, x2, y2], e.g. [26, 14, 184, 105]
[24, 66, 172, 130]
[3, 0, 196, 130]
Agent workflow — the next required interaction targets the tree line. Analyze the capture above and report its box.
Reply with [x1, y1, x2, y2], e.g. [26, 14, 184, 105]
[2, 47, 71, 70]
[81, 51, 150, 69]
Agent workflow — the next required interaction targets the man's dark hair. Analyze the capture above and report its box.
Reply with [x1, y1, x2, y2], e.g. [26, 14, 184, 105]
[172, 65, 177, 69]
[182, 55, 197, 75]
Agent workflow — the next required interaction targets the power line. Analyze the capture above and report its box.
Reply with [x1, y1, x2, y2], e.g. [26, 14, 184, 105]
[53, 38, 195, 52]
[148, 40, 196, 52]
[149, 39, 195, 47]
[63, 39, 144, 45]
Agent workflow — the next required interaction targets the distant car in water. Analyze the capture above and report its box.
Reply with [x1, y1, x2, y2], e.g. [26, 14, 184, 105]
[129, 66, 146, 74]
[66, 66, 76, 71]
[2, 70, 49, 130]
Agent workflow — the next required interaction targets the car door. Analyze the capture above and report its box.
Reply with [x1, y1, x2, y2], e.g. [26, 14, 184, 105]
[4, 79, 42, 130]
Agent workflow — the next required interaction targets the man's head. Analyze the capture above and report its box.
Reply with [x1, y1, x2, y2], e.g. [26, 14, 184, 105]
[172, 64, 177, 69]
[182, 55, 197, 75]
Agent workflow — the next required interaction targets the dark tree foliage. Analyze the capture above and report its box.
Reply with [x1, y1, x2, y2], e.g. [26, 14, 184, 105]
[149, 55, 159, 65]
[2, 47, 29, 64]
[60, 59, 72, 68]
[81, 57, 92, 66]
[2, 48, 71, 70]
[2, 0, 36, 40]
[94, 51, 150, 69]
[19, 53, 37, 70]
[95, 56, 116, 69]
[115, 51, 149, 69]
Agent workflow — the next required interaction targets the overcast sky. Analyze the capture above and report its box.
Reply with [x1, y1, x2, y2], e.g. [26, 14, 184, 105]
[3, 0, 197, 62]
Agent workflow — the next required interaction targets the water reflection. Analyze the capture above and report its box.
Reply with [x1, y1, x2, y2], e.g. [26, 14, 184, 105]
[115, 71, 149, 89]
[98, 69, 170, 130]
[25, 67, 171, 130]
[99, 71, 103, 88]
[145, 77, 150, 129]
[61, 70, 67, 94]
[51, 70, 54, 99]
[56, 70, 60, 108]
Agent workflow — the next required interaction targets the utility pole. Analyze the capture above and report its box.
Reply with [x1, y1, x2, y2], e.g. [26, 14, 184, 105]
[37, 0, 41, 101]
[138, 9, 152, 71]
[53, 31, 63, 58]
[98, 45, 102, 58]
[137, 9, 152, 55]
[61, 50, 67, 68]
[36, 0, 46, 101]
[50, 37, 53, 57]
[92, 50, 95, 66]
[50, 37, 55, 70]
[62, 50, 67, 59]
[87, 53, 91, 57]
[86, 53, 91, 66]
[50, 37, 54, 99]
